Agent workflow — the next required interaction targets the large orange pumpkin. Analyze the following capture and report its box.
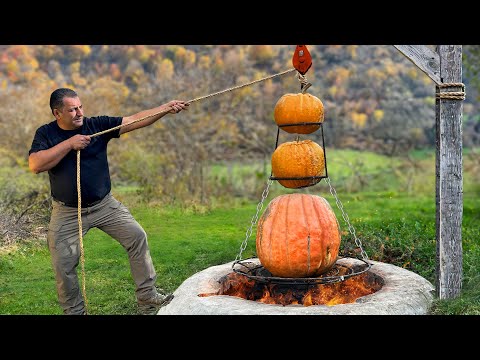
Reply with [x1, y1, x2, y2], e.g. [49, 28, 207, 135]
[256, 194, 341, 278]
[274, 93, 324, 134]
[271, 140, 325, 188]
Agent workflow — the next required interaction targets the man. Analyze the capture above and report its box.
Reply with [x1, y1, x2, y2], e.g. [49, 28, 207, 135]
[28, 88, 189, 315]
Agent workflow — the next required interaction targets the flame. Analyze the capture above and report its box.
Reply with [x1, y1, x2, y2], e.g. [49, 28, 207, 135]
[200, 271, 382, 306]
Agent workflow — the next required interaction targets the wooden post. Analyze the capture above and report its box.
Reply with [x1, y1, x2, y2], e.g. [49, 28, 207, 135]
[393, 45, 464, 299]
[435, 45, 463, 299]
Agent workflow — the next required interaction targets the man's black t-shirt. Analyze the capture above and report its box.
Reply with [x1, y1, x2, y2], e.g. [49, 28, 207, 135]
[29, 116, 123, 206]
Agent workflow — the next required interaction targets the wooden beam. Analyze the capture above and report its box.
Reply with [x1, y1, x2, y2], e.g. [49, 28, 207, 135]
[435, 45, 464, 299]
[394, 45, 441, 85]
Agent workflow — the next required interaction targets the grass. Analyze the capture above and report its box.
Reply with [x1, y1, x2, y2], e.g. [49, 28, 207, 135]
[1, 187, 479, 315]
[0, 203, 259, 315]
[1, 148, 479, 315]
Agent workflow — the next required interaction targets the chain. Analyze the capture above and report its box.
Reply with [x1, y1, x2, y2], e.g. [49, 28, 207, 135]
[235, 179, 274, 262]
[325, 177, 369, 262]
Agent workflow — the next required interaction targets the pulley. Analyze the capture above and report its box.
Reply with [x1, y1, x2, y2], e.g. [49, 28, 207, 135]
[292, 45, 312, 75]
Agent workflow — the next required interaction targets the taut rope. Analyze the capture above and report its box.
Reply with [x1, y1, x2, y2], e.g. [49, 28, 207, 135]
[76, 67, 298, 314]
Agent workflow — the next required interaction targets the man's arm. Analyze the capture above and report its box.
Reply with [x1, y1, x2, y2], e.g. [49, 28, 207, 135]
[119, 100, 189, 135]
[28, 134, 91, 174]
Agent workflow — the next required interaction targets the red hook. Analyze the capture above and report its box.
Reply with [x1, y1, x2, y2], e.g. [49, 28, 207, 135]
[292, 45, 312, 75]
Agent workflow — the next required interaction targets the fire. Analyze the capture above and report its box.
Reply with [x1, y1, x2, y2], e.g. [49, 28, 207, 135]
[199, 267, 382, 306]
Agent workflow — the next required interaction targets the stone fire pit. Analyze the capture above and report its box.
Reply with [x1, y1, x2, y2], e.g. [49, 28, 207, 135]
[158, 257, 435, 315]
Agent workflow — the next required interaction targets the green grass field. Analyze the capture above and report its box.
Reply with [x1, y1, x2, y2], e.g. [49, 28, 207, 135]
[1, 188, 479, 315]
[1, 148, 479, 315]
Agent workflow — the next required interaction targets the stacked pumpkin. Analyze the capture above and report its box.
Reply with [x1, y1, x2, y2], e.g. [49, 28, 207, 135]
[272, 92, 326, 188]
[255, 91, 341, 278]
[256, 193, 341, 277]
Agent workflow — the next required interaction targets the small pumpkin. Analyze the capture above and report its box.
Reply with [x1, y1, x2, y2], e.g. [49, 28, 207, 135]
[274, 92, 324, 134]
[256, 193, 341, 278]
[271, 139, 325, 188]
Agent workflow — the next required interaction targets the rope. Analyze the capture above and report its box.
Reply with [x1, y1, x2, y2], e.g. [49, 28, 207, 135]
[75, 67, 298, 314]
[88, 68, 298, 139]
[187, 68, 296, 103]
[76, 151, 88, 312]
[436, 82, 466, 100]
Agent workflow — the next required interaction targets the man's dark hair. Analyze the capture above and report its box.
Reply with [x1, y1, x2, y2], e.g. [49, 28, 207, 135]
[50, 88, 78, 115]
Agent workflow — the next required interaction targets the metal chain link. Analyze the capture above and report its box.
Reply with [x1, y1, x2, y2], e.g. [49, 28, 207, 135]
[325, 177, 369, 262]
[235, 179, 274, 262]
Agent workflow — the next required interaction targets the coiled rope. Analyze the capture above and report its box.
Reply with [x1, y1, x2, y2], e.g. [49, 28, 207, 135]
[76, 67, 298, 313]
[436, 82, 466, 100]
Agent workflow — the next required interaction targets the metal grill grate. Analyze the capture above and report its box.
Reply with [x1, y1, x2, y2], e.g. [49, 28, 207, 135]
[232, 256, 372, 286]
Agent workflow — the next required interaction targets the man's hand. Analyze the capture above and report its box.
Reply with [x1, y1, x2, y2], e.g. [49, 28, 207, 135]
[29, 134, 91, 174]
[119, 100, 190, 135]
[166, 100, 189, 114]
[69, 135, 91, 150]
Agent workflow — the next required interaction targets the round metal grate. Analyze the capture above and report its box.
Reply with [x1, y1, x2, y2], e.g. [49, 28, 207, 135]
[232, 256, 372, 286]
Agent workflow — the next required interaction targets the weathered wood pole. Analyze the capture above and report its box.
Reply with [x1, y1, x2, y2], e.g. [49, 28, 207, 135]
[393, 45, 464, 299]
[435, 45, 463, 299]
